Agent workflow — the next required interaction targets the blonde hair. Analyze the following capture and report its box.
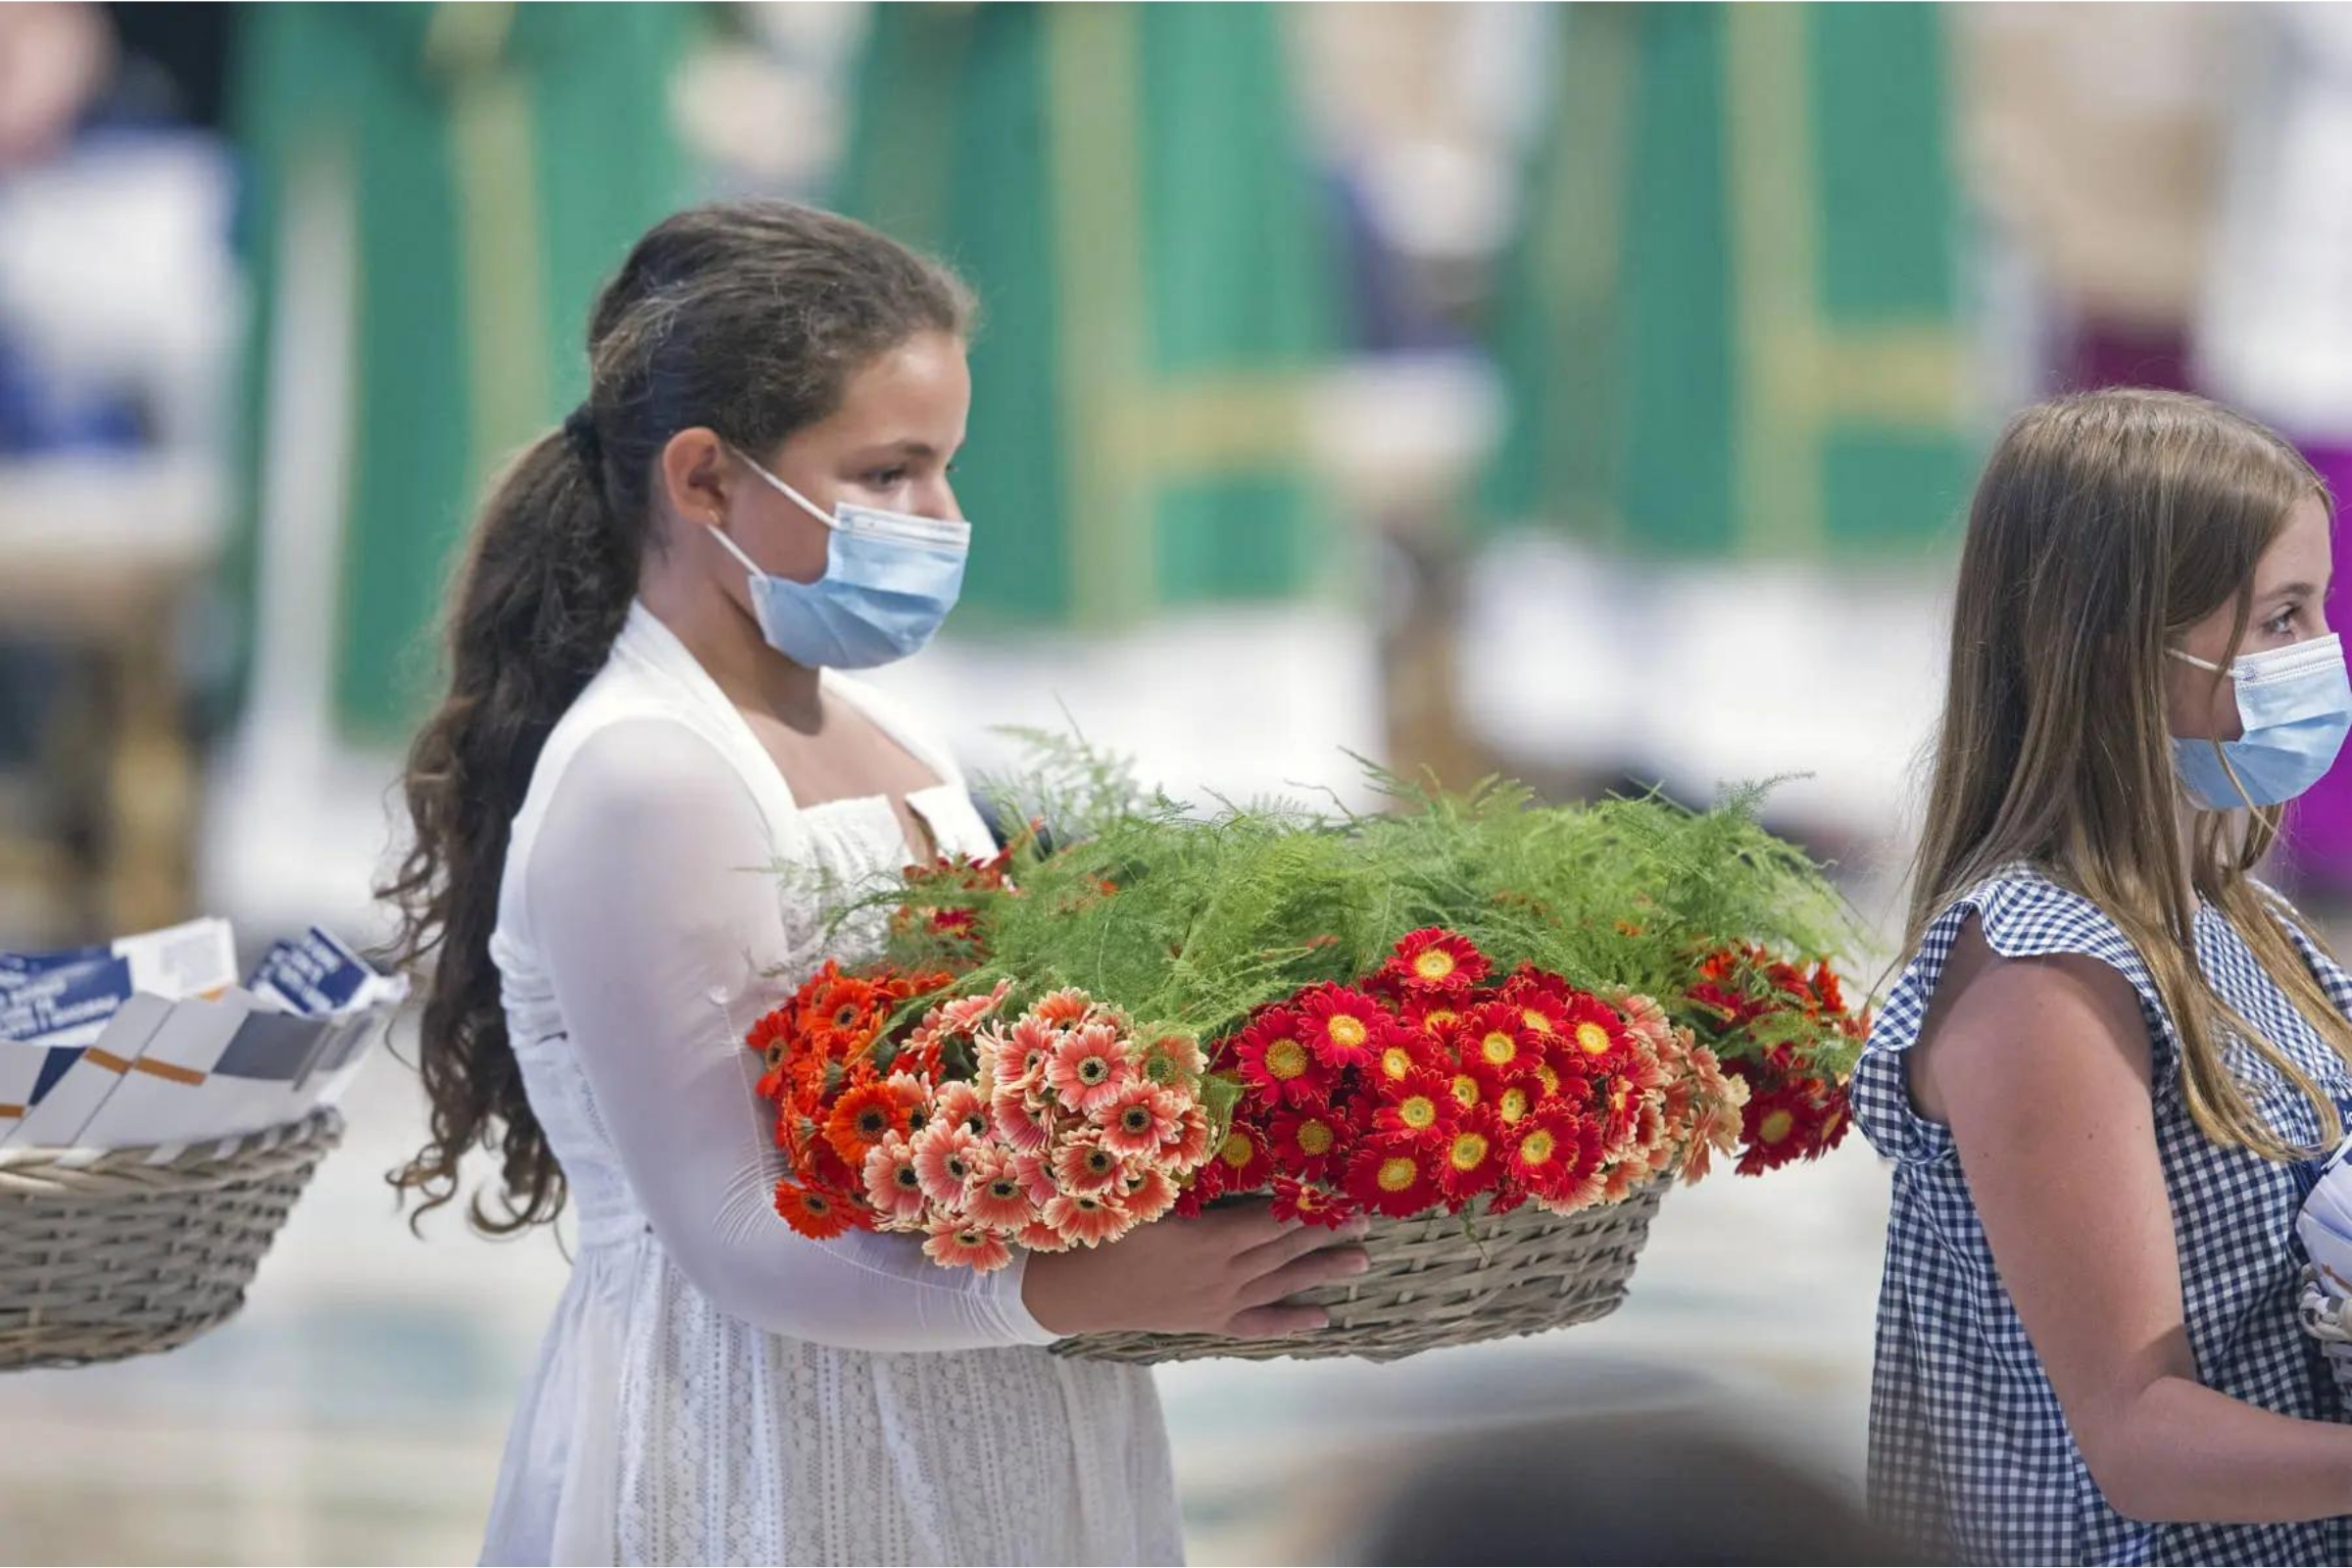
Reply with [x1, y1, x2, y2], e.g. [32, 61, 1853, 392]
[1910, 387, 2346, 1161]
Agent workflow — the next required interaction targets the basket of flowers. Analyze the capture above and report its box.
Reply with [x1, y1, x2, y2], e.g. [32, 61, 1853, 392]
[749, 743, 1866, 1363]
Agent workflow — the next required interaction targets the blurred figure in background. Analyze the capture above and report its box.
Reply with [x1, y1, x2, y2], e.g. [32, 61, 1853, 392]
[1349, 1414, 1912, 1566]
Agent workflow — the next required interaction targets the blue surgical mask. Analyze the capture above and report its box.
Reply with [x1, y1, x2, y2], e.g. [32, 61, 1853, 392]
[709, 449, 969, 670]
[2168, 633, 2352, 808]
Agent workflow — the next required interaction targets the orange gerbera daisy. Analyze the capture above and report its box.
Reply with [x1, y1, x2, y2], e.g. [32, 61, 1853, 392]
[989, 1014, 1060, 1094]
[1437, 1110, 1505, 1205]
[991, 1077, 1054, 1153]
[1379, 928, 1490, 998]
[1228, 1008, 1334, 1109]
[823, 1079, 910, 1168]
[1296, 984, 1387, 1070]
[1270, 1175, 1358, 1230]
[923, 1218, 1014, 1273]
[931, 1079, 987, 1138]
[1030, 987, 1098, 1028]
[773, 1179, 857, 1241]
[1343, 1135, 1444, 1219]
[1140, 1031, 1208, 1087]
[1017, 1215, 1074, 1253]
[1268, 1104, 1353, 1182]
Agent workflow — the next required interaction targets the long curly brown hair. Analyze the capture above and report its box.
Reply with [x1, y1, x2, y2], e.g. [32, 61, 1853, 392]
[380, 201, 973, 1232]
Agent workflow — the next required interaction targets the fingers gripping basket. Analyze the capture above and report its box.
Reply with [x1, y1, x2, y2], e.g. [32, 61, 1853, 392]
[1055, 1180, 1666, 1364]
[2299, 1265, 2352, 1407]
[0, 1109, 343, 1371]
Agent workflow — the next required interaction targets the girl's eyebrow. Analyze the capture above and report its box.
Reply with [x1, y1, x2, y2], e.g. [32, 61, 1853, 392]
[2266, 580, 2324, 602]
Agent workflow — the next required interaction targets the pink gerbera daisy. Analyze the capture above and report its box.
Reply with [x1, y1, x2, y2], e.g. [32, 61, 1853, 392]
[910, 1120, 981, 1206]
[1044, 1189, 1132, 1248]
[1046, 1022, 1136, 1115]
[1121, 1165, 1181, 1225]
[1052, 1132, 1128, 1195]
[1164, 1102, 1214, 1168]
[1011, 1150, 1060, 1205]
[933, 1080, 989, 1138]
[1101, 1082, 1180, 1159]
[923, 1217, 1013, 1272]
[1030, 987, 1098, 1028]
[959, 1147, 1038, 1231]
[990, 1015, 1062, 1093]
[991, 1078, 1054, 1153]
[860, 1133, 928, 1225]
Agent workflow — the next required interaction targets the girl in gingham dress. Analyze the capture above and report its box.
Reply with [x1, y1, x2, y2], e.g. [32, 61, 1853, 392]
[1857, 389, 2352, 1564]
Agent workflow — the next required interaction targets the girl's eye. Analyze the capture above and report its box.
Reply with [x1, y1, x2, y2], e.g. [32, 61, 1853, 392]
[2268, 608, 2300, 637]
[865, 467, 908, 489]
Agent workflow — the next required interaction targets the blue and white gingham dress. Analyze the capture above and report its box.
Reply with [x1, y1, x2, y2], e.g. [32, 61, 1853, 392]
[1854, 864, 2352, 1565]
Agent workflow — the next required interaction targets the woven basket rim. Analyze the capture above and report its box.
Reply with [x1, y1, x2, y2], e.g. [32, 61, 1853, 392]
[0, 1107, 345, 1200]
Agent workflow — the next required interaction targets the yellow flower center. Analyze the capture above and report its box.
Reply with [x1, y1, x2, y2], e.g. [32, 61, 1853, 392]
[1328, 1015, 1369, 1050]
[1398, 1095, 1440, 1130]
[1576, 1021, 1614, 1055]
[1298, 1119, 1336, 1156]
[1378, 1155, 1419, 1192]
[1219, 1132, 1255, 1168]
[1422, 1007, 1459, 1034]
[1521, 1007, 1554, 1035]
[1265, 1038, 1309, 1079]
[1498, 1087, 1532, 1123]
[1480, 1032, 1517, 1067]
[1413, 948, 1457, 981]
[1380, 1045, 1416, 1080]
[1450, 1074, 1480, 1108]
[1448, 1131, 1490, 1171]
[1759, 1109, 1796, 1145]
[1536, 1063, 1560, 1095]
[1521, 1129, 1555, 1163]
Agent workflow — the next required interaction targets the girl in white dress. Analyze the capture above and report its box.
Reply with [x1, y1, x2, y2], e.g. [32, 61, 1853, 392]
[380, 201, 1370, 1566]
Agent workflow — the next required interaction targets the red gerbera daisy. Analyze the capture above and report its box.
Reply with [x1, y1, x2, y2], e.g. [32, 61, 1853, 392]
[1556, 992, 1639, 1080]
[1228, 1007, 1335, 1109]
[1268, 1104, 1353, 1182]
[1269, 1175, 1358, 1230]
[1295, 984, 1388, 1071]
[1208, 1118, 1275, 1193]
[1436, 1109, 1506, 1205]
[822, 1079, 910, 1168]
[1370, 1025, 1437, 1087]
[1378, 928, 1490, 998]
[773, 1179, 857, 1241]
[1454, 1000, 1539, 1087]
[1506, 1106, 1602, 1201]
[1369, 1069, 1457, 1142]
[1343, 1135, 1445, 1219]
[1400, 995, 1469, 1039]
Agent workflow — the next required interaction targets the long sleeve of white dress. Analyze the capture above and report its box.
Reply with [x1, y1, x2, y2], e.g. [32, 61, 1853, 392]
[521, 714, 1059, 1352]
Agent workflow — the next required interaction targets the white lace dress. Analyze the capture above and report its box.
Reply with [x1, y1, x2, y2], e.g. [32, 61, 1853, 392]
[477, 603, 1182, 1566]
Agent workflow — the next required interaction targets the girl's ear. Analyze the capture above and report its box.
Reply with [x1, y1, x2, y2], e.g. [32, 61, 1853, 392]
[659, 427, 730, 528]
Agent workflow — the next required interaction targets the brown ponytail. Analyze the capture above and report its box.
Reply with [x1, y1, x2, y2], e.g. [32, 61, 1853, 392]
[381, 201, 973, 1231]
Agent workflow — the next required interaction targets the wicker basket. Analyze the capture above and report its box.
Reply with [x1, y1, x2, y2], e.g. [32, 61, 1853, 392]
[0, 1109, 343, 1372]
[1055, 1179, 1666, 1363]
[2298, 1265, 2352, 1408]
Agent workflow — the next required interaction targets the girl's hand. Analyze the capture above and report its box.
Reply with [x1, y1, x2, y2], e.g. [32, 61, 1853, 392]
[1021, 1200, 1372, 1339]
